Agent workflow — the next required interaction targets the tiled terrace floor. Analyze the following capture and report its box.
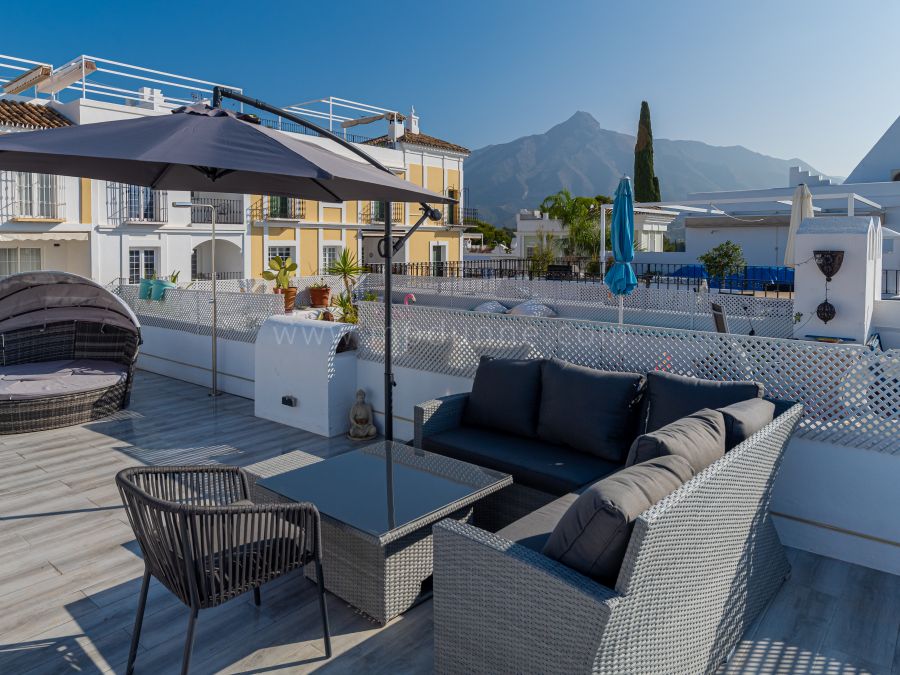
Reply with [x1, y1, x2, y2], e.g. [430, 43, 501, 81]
[0, 371, 896, 674]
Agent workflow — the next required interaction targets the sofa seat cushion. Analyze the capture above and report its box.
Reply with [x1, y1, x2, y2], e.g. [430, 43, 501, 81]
[463, 356, 544, 438]
[537, 359, 645, 462]
[542, 455, 695, 586]
[625, 408, 726, 472]
[496, 492, 578, 552]
[718, 398, 776, 449]
[641, 370, 764, 433]
[0, 359, 127, 401]
[422, 427, 620, 495]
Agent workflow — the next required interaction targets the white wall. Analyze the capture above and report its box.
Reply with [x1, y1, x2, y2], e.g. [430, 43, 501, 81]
[686, 223, 790, 268]
[872, 299, 900, 347]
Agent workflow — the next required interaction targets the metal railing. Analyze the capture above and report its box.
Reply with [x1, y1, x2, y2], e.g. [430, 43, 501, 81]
[364, 259, 796, 298]
[107, 183, 167, 224]
[190, 271, 246, 281]
[190, 196, 244, 224]
[250, 196, 306, 221]
[361, 201, 405, 225]
[462, 206, 479, 224]
[257, 117, 376, 144]
[4, 172, 65, 219]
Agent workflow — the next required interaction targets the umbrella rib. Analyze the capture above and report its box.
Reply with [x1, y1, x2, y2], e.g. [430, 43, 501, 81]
[311, 178, 342, 203]
[149, 163, 177, 189]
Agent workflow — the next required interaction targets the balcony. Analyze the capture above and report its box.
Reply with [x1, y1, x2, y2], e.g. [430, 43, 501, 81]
[251, 196, 306, 222]
[362, 201, 405, 224]
[106, 183, 167, 224]
[190, 195, 245, 225]
[2, 171, 65, 221]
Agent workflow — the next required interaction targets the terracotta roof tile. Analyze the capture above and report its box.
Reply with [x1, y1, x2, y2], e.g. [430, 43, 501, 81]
[366, 131, 469, 155]
[0, 100, 72, 130]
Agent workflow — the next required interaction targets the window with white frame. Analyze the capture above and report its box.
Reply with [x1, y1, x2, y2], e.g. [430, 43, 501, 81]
[0, 247, 42, 276]
[129, 248, 157, 284]
[15, 173, 61, 219]
[321, 244, 341, 274]
[267, 245, 295, 263]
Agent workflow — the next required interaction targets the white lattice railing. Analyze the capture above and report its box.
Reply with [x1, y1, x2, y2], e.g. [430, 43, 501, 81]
[357, 301, 900, 453]
[357, 275, 795, 338]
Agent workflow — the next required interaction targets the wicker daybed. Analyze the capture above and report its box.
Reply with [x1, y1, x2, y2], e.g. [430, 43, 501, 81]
[0, 271, 141, 434]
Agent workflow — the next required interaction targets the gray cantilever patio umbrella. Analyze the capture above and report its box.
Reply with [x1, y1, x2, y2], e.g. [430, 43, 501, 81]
[0, 92, 453, 441]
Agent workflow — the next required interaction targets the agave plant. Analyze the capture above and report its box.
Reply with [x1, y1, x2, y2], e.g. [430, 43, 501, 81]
[261, 256, 297, 290]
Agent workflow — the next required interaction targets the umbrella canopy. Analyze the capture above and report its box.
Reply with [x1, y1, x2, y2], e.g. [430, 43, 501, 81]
[0, 104, 453, 204]
[0, 271, 140, 335]
[784, 183, 813, 267]
[605, 177, 638, 297]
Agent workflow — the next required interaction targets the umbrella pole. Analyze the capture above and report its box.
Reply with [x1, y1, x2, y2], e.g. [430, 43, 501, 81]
[384, 202, 393, 442]
[618, 295, 624, 325]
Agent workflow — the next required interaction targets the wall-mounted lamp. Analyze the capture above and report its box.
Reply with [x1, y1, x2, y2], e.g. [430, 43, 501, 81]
[813, 250, 843, 324]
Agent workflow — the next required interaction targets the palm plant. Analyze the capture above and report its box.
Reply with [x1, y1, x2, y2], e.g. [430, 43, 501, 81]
[327, 249, 366, 295]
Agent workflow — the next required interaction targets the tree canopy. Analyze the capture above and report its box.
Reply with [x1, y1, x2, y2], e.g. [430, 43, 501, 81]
[634, 101, 661, 202]
[539, 190, 613, 258]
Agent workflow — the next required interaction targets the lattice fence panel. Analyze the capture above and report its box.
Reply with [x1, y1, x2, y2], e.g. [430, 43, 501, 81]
[357, 302, 900, 453]
[114, 285, 284, 342]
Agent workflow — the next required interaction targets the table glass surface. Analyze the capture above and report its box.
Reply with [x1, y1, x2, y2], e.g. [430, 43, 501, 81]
[258, 441, 509, 539]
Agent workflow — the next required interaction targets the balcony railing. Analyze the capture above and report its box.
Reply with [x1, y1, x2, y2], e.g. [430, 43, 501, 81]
[190, 196, 244, 224]
[107, 183, 167, 224]
[362, 201, 405, 224]
[2, 172, 65, 220]
[251, 196, 305, 221]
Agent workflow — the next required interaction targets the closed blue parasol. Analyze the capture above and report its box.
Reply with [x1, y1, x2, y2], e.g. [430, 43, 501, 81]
[605, 177, 637, 323]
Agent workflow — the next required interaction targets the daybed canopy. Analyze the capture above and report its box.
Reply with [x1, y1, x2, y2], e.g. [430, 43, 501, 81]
[0, 271, 140, 336]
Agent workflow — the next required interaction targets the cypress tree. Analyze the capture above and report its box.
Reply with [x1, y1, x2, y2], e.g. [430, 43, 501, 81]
[634, 101, 661, 202]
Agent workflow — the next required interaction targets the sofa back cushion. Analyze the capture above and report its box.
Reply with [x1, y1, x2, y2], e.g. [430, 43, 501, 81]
[542, 455, 695, 586]
[718, 398, 776, 449]
[641, 370, 763, 433]
[625, 408, 726, 471]
[463, 356, 544, 437]
[537, 359, 645, 462]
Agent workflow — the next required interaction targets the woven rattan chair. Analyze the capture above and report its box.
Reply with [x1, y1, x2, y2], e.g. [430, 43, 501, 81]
[117, 465, 330, 675]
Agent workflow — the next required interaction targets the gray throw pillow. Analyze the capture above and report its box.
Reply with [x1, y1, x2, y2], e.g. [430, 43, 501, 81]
[718, 398, 776, 449]
[641, 370, 764, 433]
[463, 356, 544, 438]
[537, 358, 645, 462]
[625, 408, 726, 472]
[542, 455, 694, 586]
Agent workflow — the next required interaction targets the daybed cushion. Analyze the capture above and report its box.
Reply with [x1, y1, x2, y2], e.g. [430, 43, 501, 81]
[718, 398, 776, 449]
[496, 492, 578, 552]
[0, 359, 127, 401]
[472, 300, 508, 314]
[463, 356, 544, 437]
[537, 359, 645, 462]
[422, 427, 620, 495]
[625, 408, 726, 472]
[641, 370, 764, 433]
[542, 455, 695, 586]
[506, 301, 557, 317]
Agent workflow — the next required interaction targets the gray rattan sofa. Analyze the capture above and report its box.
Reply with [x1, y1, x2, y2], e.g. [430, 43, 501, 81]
[416, 357, 803, 673]
[0, 272, 140, 433]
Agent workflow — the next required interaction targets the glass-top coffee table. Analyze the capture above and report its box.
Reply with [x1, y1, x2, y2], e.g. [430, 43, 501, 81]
[256, 441, 511, 624]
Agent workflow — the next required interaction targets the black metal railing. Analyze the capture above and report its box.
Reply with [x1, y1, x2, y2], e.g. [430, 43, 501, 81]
[251, 196, 306, 221]
[363, 258, 798, 297]
[190, 271, 245, 281]
[362, 201, 405, 224]
[107, 183, 167, 224]
[462, 206, 479, 224]
[884, 269, 900, 296]
[190, 196, 244, 224]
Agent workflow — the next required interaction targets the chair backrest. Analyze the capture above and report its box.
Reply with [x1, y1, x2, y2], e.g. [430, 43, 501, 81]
[0, 320, 139, 368]
[117, 466, 319, 609]
[710, 302, 729, 334]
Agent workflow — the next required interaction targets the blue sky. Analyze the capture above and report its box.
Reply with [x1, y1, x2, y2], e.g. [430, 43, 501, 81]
[3, 0, 899, 176]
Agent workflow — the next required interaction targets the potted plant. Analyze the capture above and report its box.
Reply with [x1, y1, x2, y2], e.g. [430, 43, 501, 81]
[327, 249, 366, 296]
[261, 256, 298, 312]
[308, 278, 332, 308]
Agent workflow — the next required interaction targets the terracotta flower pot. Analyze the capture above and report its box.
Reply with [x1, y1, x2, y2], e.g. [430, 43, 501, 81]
[282, 287, 298, 312]
[309, 287, 331, 308]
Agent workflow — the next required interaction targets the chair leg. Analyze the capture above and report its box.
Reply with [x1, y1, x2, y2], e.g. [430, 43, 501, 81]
[126, 567, 151, 675]
[253, 586, 261, 606]
[181, 605, 199, 675]
[315, 560, 332, 658]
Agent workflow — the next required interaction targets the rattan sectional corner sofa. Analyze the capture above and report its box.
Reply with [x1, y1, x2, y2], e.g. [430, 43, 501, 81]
[416, 356, 803, 674]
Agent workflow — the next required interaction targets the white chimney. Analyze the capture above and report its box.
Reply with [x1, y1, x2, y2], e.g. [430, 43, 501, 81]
[388, 112, 405, 142]
[409, 106, 420, 135]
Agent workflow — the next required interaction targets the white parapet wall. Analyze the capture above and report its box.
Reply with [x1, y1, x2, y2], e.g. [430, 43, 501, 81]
[254, 315, 357, 438]
[793, 216, 882, 343]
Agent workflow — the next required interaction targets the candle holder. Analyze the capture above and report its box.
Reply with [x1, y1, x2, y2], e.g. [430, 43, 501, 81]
[813, 250, 843, 324]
